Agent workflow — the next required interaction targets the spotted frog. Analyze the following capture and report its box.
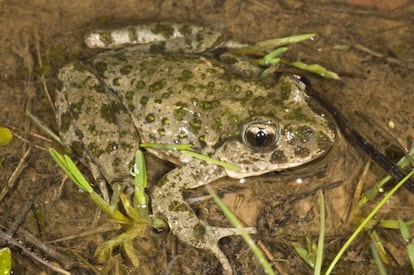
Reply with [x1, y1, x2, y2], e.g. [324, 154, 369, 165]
[55, 22, 336, 274]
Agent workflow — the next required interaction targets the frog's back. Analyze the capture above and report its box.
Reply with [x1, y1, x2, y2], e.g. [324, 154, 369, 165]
[90, 50, 283, 152]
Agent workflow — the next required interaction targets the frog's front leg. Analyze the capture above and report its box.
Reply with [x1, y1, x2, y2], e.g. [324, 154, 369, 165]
[151, 159, 256, 274]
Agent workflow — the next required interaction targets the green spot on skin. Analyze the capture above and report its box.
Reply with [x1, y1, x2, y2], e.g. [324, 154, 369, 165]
[69, 99, 84, 120]
[231, 84, 242, 92]
[112, 77, 121, 86]
[178, 69, 194, 81]
[60, 111, 71, 133]
[120, 65, 133, 75]
[92, 84, 106, 94]
[293, 146, 310, 157]
[74, 129, 84, 139]
[179, 24, 193, 36]
[71, 141, 84, 156]
[174, 102, 188, 121]
[192, 223, 206, 240]
[145, 113, 155, 123]
[94, 61, 107, 74]
[140, 96, 149, 106]
[191, 98, 198, 106]
[106, 141, 118, 152]
[161, 91, 172, 98]
[177, 130, 187, 139]
[153, 23, 175, 38]
[72, 60, 89, 72]
[168, 200, 190, 212]
[190, 117, 202, 132]
[125, 91, 134, 101]
[149, 79, 167, 92]
[100, 103, 117, 124]
[198, 135, 207, 147]
[88, 142, 105, 158]
[271, 150, 287, 163]
[182, 84, 195, 92]
[200, 100, 220, 110]
[279, 81, 292, 100]
[285, 108, 315, 123]
[161, 117, 169, 125]
[128, 27, 138, 42]
[149, 41, 166, 53]
[136, 80, 146, 89]
[97, 31, 113, 46]
[228, 114, 240, 125]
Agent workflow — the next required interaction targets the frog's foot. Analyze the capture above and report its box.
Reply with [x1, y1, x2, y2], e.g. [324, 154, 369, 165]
[201, 222, 257, 275]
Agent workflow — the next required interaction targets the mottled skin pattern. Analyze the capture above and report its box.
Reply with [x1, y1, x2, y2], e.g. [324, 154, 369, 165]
[55, 22, 336, 274]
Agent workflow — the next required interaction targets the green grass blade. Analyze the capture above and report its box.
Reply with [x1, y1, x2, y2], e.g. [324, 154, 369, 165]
[407, 244, 414, 270]
[287, 61, 341, 80]
[133, 150, 148, 208]
[325, 169, 414, 275]
[314, 190, 325, 275]
[257, 47, 288, 66]
[140, 143, 241, 172]
[27, 111, 62, 144]
[49, 148, 93, 192]
[254, 33, 316, 50]
[181, 150, 241, 172]
[140, 143, 192, 151]
[370, 241, 388, 275]
[206, 185, 276, 275]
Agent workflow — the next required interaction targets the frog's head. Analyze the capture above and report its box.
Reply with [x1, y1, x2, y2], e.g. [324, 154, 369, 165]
[215, 75, 336, 178]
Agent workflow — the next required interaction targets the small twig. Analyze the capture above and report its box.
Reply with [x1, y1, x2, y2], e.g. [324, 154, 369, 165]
[34, 28, 56, 115]
[0, 147, 31, 202]
[6, 183, 39, 235]
[45, 223, 122, 244]
[257, 240, 289, 275]
[0, 228, 71, 275]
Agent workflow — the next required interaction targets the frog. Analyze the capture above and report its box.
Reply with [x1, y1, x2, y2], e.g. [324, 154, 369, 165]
[55, 22, 336, 274]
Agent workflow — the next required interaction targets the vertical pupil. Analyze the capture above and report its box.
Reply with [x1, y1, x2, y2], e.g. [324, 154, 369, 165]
[255, 130, 267, 145]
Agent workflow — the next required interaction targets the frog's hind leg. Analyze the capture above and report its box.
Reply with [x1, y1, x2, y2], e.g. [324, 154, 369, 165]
[56, 61, 138, 202]
[151, 160, 256, 274]
[84, 22, 225, 53]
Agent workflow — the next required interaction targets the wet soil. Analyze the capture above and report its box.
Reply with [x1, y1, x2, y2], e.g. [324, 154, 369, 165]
[1, 0, 414, 274]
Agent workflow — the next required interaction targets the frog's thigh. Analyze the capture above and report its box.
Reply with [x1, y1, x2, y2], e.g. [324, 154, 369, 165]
[57, 61, 136, 187]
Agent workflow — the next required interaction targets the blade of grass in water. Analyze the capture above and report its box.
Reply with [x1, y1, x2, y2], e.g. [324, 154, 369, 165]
[133, 150, 148, 209]
[325, 169, 414, 274]
[314, 190, 325, 275]
[287, 61, 341, 80]
[206, 185, 275, 275]
[181, 150, 241, 172]
[254, 33, 316, 50]
[49, 148, 131, 223]
[141, 143, 241, 172]
[27, 111, 62, 144]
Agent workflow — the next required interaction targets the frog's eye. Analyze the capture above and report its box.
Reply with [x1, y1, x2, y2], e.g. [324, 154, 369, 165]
[242, 120, 279, 151]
